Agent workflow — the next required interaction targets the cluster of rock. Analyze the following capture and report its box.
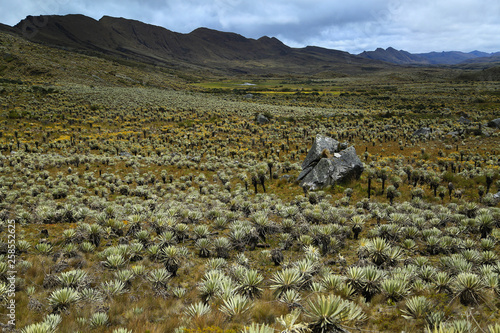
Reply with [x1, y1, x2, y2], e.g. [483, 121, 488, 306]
[297, 134, 364, 190]
[412, 127, 433, 137]
[458, 116, 471, 124]
[412, 117, 500, 138]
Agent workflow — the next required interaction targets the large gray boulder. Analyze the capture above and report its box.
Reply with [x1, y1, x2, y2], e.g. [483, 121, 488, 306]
[487, 118, 500, 128]
[297, 136, 363, 190]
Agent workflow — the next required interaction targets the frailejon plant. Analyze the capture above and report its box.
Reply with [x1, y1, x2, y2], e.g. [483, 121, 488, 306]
[305, 294, 366, 333]
[277, 290, 301, 311]
[20, 314, 62, 333]
[451, 272, 485, 306]
[3, 40, 500, 333]
[104, 254, 126, 270]
[270, 268, 304, 297]
[147, 268, 170, 291]
[219, 294, 252, 319]
[361, 266, 385, 301]
[89, 312, 109, 329]
[277, 309, 311, 333]
[47, 287, 80, 313]
[57, 269, 89, 290]
[100, 279, 126, 300]
[381, 278, 410, 303]
[242, 322, 275, 333]
[401, 295, 432, 320]
[236, 268, 264, 299]
[184, 301, 211, 318]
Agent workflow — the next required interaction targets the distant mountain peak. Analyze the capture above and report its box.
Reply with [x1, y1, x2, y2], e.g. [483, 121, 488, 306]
[468, 50, 491, 57]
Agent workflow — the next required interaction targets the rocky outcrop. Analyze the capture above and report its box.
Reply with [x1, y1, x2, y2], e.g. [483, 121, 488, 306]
[297, 135, 364, 190]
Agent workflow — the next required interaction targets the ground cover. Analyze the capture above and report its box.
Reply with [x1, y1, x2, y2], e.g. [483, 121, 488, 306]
[0, 30, 499, 333]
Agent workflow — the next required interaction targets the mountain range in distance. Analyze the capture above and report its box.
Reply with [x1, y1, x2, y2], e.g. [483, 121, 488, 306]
[358, 47, 500, 65]
[1, 14, 499, 75]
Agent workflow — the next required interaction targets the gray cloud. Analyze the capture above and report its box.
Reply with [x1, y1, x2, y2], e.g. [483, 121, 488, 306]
[1, 0, 498, 54]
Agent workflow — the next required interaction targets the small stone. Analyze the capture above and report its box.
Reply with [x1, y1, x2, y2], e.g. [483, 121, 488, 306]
[256, 113, 269, 124]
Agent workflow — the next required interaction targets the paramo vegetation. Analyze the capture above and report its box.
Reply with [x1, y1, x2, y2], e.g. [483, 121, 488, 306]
[0, 30, 500, 332]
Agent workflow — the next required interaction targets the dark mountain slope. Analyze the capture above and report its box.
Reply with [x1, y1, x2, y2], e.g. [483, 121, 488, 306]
[415, 51, 479, 65]
[460, 55, 500, 64]
[10, 14, 390, 75]
[359, 47, 428, 65]
[0, 22, 16, 34]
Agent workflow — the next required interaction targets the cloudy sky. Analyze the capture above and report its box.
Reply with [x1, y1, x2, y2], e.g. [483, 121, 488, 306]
[1, 0, 499, 54]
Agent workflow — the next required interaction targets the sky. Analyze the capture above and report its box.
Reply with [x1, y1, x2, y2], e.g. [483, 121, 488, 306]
[1, 0, 499, 54]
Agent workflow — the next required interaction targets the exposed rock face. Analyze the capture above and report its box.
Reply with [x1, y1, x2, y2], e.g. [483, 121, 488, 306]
[297, 135, 363, 190]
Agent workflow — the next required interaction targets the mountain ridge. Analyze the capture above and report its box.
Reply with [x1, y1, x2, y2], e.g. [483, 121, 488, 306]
[4, 14, 498, 73]
[5, 14, 389, 75]
[359, 47, 500, 65]
[358, 47, 428, 65]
